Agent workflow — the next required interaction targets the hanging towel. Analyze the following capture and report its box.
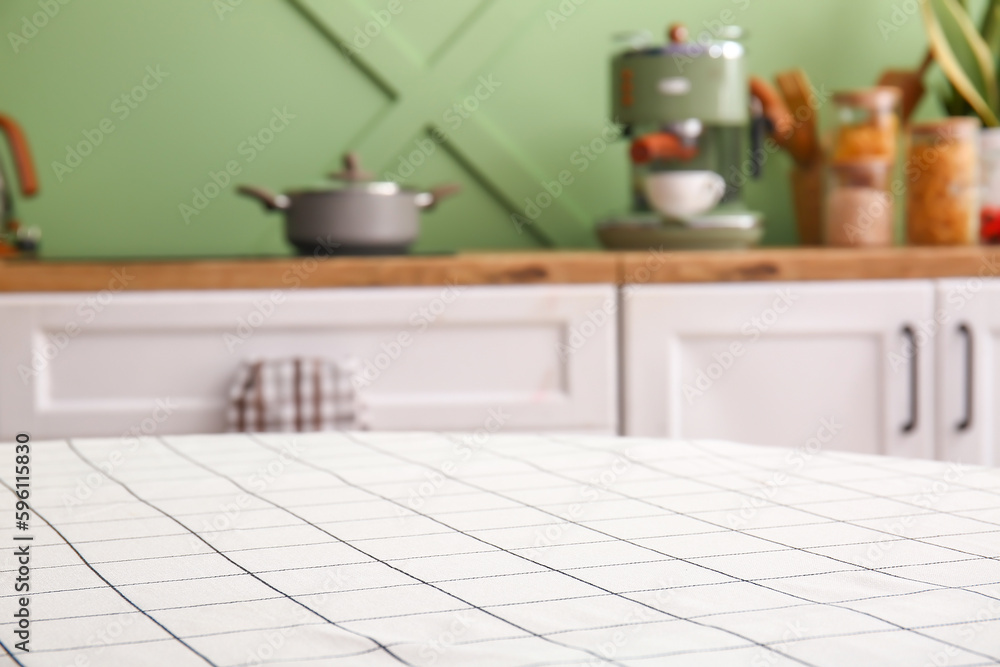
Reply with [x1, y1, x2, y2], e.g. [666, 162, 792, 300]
[227, 358, 368, 433]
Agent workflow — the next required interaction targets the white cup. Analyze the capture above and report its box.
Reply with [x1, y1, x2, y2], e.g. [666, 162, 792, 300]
[644, 171, 727, 220]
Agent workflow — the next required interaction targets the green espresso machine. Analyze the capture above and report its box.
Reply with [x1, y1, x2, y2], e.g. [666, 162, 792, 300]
[598, 24, 768, 250]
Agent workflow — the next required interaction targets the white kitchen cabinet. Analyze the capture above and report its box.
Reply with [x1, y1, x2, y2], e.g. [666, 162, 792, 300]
[623, 281, 936, 459]
[0, 285, 618, 439]
[936, 278, 1000, 466]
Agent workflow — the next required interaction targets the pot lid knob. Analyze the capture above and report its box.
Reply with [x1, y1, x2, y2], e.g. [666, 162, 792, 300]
[329, 152, 375, 182]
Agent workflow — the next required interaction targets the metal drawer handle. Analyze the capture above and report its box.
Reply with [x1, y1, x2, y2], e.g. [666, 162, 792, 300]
[957, 323, 974, 432]
[902, 326, 918, 434]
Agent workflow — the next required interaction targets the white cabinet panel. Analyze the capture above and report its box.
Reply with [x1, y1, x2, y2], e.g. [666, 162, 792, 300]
[936, 278, 1000, 466]
[624, 281, 935, 459]
[0, 286, 617, 438]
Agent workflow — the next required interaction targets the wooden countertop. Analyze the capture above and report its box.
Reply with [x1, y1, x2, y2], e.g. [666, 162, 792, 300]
[620, 246, 1000, 284]
[0, 247, 997, 292]
[0, 253, 617, 292]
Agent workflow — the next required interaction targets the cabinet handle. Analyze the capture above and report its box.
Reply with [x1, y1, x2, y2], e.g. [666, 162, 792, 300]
[957, 323, 974, 432]
[902, 326, 918, 434]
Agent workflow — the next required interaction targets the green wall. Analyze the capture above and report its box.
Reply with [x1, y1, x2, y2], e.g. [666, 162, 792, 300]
[0, 0, 930, 259]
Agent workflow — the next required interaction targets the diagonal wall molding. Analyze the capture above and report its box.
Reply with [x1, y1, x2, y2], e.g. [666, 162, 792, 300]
[288, 0, 597, 247]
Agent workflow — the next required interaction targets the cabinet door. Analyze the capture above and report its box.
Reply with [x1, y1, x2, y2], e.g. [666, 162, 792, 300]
[936, 278, 1000, 466]
[623, 281, 935, 459]
[0, 286, 617, 438]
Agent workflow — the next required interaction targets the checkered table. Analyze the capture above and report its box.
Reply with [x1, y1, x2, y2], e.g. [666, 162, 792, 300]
[0, 433, 998, 666]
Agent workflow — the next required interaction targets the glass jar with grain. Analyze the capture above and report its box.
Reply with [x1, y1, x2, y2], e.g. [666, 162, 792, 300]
[907, 118, 980, 246]
[824, 161, 895, 247]
[832, 88, 901, 163]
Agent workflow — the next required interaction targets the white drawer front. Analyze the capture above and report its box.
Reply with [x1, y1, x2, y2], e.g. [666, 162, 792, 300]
[0, 286, 617, 438]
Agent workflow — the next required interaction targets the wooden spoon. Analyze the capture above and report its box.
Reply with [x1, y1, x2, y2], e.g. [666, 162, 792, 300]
[771, 69, 824, 244]
[878, 51, 934, 123]
[749, 76, 795, 147]
[775, 69, 821, 166]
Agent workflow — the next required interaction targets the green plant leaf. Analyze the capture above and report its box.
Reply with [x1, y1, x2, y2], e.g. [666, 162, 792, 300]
[982, 2, 1000, 62]
[977, 1, 999, 45]
[923, 0, 1000, 125]
[942, 0, 1000, 110]
[930, 0, 984, 116]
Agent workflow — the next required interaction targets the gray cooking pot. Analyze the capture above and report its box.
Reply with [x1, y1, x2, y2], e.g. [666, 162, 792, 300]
[238, 153, 460, 255]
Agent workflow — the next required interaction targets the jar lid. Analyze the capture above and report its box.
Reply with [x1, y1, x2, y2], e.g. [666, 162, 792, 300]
[833, 87, 901, 110]
[909, 116, 981, 138]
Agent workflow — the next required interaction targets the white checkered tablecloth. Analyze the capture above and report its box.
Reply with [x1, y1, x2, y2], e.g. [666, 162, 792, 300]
[0, 433, 998, 666]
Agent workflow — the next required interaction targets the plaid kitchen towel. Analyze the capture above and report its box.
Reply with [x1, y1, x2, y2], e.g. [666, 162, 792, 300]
[226, 358, 368, 432]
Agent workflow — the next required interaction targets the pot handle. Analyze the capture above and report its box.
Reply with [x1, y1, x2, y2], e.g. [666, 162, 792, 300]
[237, 185, 290, 211]
[416, 183, 462, 210]
[0, 114, 39, 197]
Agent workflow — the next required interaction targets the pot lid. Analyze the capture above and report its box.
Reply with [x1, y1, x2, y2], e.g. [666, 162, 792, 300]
[287, 152, 422, 196]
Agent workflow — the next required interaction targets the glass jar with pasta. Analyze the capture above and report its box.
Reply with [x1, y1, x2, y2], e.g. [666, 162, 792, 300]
[832, 88, 901, 163]
[906, 118, 980, 246]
